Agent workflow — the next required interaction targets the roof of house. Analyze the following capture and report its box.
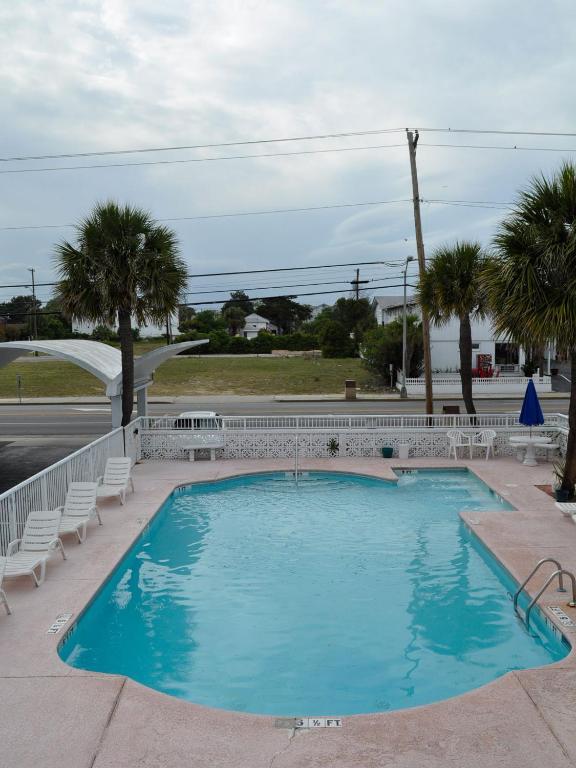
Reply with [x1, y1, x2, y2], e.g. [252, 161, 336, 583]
[374, 294, 417, 312]
[243, 313, 278, 327]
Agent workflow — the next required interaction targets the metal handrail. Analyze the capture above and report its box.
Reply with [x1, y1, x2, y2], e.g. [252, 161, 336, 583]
[513, 558, 566, 615]
[525, 569, 576, 630]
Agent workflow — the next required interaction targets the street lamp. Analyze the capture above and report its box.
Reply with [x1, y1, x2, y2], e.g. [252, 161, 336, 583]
[400, 256, 415, 399]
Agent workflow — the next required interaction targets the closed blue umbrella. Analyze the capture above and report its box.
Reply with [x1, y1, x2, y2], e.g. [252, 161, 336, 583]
[519, 379, 544, 436]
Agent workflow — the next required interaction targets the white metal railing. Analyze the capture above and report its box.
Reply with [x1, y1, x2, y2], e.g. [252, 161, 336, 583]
[139, 412, 565, 432]
[0, 420, 141, 555]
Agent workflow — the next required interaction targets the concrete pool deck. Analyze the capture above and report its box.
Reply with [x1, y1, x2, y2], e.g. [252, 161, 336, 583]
[2, 456, 576, 767]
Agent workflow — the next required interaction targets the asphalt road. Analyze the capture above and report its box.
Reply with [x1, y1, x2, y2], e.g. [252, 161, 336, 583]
[0, 397, 571, 438]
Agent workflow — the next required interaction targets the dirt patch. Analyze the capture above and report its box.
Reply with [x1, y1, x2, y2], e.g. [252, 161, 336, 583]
[535, 484, 555, 499]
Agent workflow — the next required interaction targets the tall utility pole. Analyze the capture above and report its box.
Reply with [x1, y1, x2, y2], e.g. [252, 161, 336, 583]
[406, 130, 434, 414]
[27, 267, 38, 340]
[350, 268, 369, 300]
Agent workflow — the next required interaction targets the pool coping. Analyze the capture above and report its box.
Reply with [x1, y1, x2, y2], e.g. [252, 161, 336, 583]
[3, 456, 576, 767]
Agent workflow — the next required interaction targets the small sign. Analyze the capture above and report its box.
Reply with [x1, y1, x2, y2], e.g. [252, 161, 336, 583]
[549, 606, 576, 628]
[47, 613, 73, 635]
[294, 718, 342, 729]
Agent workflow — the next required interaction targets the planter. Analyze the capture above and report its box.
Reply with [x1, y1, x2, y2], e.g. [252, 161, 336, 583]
[381, 446, 393, 458]
[554, 488, 572, 503]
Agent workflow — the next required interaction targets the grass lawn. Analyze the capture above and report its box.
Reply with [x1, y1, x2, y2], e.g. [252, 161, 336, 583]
[0, 356, 372, 397]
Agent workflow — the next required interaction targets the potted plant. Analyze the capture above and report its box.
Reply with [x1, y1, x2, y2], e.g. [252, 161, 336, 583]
[327, 437, 339, 457]
[553, 459, 572, 502]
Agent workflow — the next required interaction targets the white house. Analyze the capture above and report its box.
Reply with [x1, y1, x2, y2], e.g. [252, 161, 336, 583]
[375, 294, 527, 372]
[239, 313, 279, 339]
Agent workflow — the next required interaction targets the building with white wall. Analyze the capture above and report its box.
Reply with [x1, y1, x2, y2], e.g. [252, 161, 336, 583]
[239, 313, 279, 339]
[375, 294, 526, 373]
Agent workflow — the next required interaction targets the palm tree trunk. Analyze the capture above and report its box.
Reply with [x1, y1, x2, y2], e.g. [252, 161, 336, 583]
[561, 353, 576, 496]
[118, 308, 134, 426]
[459, 314, 476, 415]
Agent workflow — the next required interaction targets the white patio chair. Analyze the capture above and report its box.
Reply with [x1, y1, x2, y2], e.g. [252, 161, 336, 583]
[58, 482, 100, 543]
[96, 457, 134, 505]
[4, 509, 66, 587]
[471, 429, 497, 460]
[446, 430, 471, 460]
[0, 557, 11, 615]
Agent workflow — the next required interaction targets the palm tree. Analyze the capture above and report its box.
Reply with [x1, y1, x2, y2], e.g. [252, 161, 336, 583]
[484, 161, 576, 494]
[416, 242, 489, 414]
[55, 201, 188, 425]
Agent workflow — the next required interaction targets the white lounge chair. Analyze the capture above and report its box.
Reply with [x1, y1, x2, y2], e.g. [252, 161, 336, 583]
[446, 430, 471, 460]
[4, 509, 66, 587]
[555, 502, 576, 518]
[471, 429, 497, 460]
[58, 482, 100, 543]
[96, 457, 134, 505]
[0, 557, 11, 615]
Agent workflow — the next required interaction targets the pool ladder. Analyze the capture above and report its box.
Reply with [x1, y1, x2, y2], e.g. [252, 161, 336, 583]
[512, 558, 576, 630]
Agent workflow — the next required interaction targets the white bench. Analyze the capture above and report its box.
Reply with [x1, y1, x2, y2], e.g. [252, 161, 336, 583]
[180, 433, 225, 461]
[535, 443, 559, 461]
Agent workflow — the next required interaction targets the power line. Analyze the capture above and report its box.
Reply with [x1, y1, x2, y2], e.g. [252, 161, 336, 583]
[419, 127, 576, 138]
[0, 142, 406, 176]
[421, 142, 576, 153]
[3, 125, 576, 164]
[0, 128, 406, 163]
[187, 274, 417, 296]
[181, 282, 414, 307]
[0, 259, 416, 291]
[0, 196, 514, 233]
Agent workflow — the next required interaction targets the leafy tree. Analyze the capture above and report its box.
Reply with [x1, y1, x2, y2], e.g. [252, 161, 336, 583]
[319, 320, 355, 358]
[331, 297, 377, 347]
[0, 294, 41, 337]
[189, 310, 226, 335]
[178, 305, 196, 332]
[55, 201, 188, 425]
[222, 305, 247, 335]
[228, 335, 251, 354]
[361, 316, 423, 384]
[251, 330, 275, 354]
[36, 297, 73, 339]
[91, 325, 118, 342]
[301, 306, 334, 336]
[222, 290, 254, 315]
[417, 242, 489, 414]
[483, 162, 576, 494]
[256, 296, 312, 334]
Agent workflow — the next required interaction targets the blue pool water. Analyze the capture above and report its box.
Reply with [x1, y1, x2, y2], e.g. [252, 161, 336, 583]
[59, 470, 568, 715]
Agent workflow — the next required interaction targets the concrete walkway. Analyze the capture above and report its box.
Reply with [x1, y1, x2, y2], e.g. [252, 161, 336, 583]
[2, 457, 576, 767]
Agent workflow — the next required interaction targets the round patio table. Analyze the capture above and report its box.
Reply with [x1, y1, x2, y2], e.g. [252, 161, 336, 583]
[509, 435, 551, 467]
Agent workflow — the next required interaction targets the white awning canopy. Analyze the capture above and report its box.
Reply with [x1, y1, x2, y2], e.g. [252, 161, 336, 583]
[0, 339, 209, 424]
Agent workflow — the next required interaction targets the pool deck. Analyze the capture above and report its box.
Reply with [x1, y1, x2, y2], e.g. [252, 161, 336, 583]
[3, 456, 576, 767]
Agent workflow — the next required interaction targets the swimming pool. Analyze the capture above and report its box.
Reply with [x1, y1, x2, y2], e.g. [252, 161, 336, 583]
[59, 470, 568, 715]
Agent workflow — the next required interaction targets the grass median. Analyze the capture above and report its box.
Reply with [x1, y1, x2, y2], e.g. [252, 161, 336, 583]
[0, 356, 372, 398]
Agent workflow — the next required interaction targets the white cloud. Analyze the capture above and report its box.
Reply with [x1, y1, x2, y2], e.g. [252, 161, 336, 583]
[0, 0, 575, 302]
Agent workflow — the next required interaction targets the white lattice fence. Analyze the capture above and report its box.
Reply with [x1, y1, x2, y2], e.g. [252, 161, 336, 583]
[140, 427, 564, 461]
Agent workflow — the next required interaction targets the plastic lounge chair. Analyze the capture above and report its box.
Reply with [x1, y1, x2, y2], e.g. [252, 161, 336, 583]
[96, 457, 134, 505]
[58, 482, 100, 543]
[4, 509, 66, 587]
[555, 502, 576, 518]
[446, 430, 471, 460]
[471, 429, 497, 460]
[0, 557, 11, 614]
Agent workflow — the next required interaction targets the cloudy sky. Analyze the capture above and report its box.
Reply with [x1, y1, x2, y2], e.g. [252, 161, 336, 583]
[1, 0, 576, 309]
